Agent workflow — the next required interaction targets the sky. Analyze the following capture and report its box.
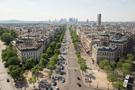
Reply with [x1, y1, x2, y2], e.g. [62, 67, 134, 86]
[0, 0, 135, 21]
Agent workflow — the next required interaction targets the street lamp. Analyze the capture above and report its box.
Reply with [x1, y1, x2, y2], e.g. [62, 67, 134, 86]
[118, 78, 120, 90]
[97, 82, 98, 88]
[108, 83, 109, 90]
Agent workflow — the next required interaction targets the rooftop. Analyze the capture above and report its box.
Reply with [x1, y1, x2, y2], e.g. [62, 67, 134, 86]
[93, 44, 118, 52]
[17, 44, 42, 51]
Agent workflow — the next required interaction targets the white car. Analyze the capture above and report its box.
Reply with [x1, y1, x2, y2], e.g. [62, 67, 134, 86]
[55, 87, 59, 90]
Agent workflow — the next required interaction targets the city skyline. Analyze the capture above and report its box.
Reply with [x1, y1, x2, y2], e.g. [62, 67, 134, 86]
[0, 0, 135, 21]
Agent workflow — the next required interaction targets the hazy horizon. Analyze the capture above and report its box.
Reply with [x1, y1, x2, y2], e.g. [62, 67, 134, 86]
[0, 0, 135, 21]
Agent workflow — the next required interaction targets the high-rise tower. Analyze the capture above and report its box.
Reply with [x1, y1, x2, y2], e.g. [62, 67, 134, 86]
[97, 14, 101, 25]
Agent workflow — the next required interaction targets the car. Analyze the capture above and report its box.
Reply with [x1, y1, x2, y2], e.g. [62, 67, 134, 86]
[55, 87, 59, 90]
[60, 72, 64, 75]
[61, 66, 64, 70]
[48, 87, 53, 90]
[62, 78, 65, 83]
[45, 87, 48, 90]
[77, 83, 81, 87]
[77, 77, 80, 80]
[55, 77, 59, 80]
[6, 78, 10, 82]
[53, 82, 57, 86]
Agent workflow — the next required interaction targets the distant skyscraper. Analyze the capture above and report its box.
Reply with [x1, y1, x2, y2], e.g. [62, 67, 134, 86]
[97, 14, 101, 25]
[69, 18, 78, 23]
[86, 19, 89, 23]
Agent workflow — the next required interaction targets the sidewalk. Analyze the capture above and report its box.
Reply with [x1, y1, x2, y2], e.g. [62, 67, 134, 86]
[75, 41, 114, 90]
[80, 53, 114, 90]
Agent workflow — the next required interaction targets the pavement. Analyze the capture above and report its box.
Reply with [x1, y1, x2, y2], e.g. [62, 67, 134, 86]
[0, 41, 15, 90]
[77, 39, 114, 90]
[51, 24, 97, 90]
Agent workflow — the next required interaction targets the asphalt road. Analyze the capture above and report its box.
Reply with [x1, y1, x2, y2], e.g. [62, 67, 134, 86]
[0, 45, 14, 90]
[62, 25, 96, 90]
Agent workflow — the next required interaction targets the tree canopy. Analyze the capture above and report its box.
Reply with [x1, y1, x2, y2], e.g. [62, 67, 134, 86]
[1, 33, 14, 45]
[99, 59, 110, 69]
[4, 56, 20, 67]
[25, 58, 36, 69]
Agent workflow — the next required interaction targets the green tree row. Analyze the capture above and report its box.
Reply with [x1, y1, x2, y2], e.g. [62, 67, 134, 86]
[69, 27, 78, 49]
[99, 54, 134, 89]
[0, 27, 17, 45]
[75, 51, 88, 72]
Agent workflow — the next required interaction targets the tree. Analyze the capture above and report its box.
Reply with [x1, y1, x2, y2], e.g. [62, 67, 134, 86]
[50, 41, 56, 49]
[56, 43, 61, 49]
[1, 33, 14, 45]
[22, 65, 26, 71]
[48, 71, 52, 79]
[0, 27, 8, 35]
[78, 57, 85, 64]
[104, 65, 113, 73]
[10, 67, 22, 81]
[80, 63, 88, 72]
[122, 63, 133, 75]
[46, 47, 53, 55]
[9, 42, 12, 49]
[112, 81, 125, 90]
[76, 51, 81, 58]
[10, 70, 18, 80]
[107, 74, 118, 83]
[8, 65, 14, 72]
[127, 54, 134, 61]
[110, 61, 116, 70]
[9, 30, 18, 38]
[47, 62, 56, 70]
[28, 76, 37, 88]
[40, 58, 47, 65]
[31, 65, 40, 80]
[2, 49, 17, 62]
[73, 43, 77, 49]
[119, 56, 125, 63]
[99, 59, 110, 69]
[25, 58, 36, 69]
[12, 65, 20, 71]
[76, 51, 80, 55]
[54, 49, 60, 54]
[4, 56, 20, 67]
[41, 53, 48, 59]
[117, 61, 123, 70]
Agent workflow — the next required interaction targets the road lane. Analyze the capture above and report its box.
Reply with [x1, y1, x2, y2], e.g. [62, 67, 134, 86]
[0, 41, 14, 90]
[66, 25, 96, 90]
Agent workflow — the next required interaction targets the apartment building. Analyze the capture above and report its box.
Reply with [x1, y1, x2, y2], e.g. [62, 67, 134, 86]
[16, 44, 43, 63]
[92, 44, 119, 63]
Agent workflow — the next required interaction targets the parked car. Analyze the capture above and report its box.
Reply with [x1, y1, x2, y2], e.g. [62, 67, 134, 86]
[61, 66, 64, 70]
[48, 87, 53, 90]
[55, 76, 59, 80]
[45, 87, 48, 90]
[55, 87, 59, 90]
[60, 72, 64, 75]
[6, 78, 10, 82]
[77, 83, 81, 87]
[53, 82, 57, 86]
[77, 77, 80, 80]
[62, 78, 65, 83]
